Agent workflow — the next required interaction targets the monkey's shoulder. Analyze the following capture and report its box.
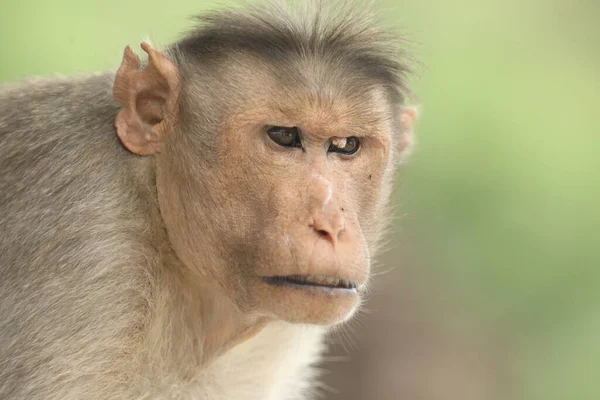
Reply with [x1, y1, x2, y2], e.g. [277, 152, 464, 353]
[0, 72, 119, 138]
[0, 72, 132, 187]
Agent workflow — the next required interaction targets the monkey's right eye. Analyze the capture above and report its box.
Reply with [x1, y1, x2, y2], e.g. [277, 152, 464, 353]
[267, 126, 302, 148]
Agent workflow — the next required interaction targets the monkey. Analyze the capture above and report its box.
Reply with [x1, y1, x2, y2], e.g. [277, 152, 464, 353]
[0, 1, 418, 399]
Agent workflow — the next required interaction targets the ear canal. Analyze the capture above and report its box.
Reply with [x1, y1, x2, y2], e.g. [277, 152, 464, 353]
[113, 42, 181, 156]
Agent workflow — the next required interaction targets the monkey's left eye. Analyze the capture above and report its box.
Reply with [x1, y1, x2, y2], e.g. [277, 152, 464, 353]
[267, 126, 302, 148]
[328, 137, 360, 156]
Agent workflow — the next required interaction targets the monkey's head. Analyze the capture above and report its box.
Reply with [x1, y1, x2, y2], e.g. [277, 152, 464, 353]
[113, 4, 417, 326]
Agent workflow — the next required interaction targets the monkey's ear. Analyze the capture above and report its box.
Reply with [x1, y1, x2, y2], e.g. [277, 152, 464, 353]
[113, 42, 181, 155]
[396, 106, 420, 159]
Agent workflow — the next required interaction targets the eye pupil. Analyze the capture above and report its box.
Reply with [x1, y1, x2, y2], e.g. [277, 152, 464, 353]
[267, 126, 301, 148]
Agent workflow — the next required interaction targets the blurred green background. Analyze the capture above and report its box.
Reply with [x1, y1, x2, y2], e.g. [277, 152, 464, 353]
[1, 0, 598, 399]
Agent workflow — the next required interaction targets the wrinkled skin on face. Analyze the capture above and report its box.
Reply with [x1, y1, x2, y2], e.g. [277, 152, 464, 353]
[211, 108, 377, 324]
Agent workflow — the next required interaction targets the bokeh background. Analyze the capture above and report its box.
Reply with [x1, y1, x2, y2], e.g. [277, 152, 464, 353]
[1, 0, 598, 399]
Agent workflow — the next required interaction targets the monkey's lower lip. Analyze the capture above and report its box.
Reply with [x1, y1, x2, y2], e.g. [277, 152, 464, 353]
[261, 275, 358, 291]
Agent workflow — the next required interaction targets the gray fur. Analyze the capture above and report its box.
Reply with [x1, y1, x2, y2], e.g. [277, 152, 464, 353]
[175, 0, 411, 103]
[1, 74, 151, 397]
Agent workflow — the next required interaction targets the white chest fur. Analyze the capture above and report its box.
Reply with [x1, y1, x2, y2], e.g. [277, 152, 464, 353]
[173, 323, 327, 400]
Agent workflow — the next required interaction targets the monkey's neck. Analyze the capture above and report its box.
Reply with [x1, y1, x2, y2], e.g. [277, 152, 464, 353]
[151, 252, 269, 370]
[193, 279, 269, 365]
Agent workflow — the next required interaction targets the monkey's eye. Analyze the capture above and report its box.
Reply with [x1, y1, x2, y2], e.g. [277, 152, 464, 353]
[328, 136, 360, 156]
[267, 126, 302, 148]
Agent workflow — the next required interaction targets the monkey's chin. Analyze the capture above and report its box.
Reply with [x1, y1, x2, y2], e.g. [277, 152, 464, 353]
[255, 276, 361, 325]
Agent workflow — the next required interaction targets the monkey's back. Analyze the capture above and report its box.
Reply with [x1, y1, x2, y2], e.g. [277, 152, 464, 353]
[0, 75, 155, 399]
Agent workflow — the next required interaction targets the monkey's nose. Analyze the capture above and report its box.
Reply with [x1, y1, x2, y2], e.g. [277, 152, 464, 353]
[306, 173, 345, 245]
[309, 212, 345, 246]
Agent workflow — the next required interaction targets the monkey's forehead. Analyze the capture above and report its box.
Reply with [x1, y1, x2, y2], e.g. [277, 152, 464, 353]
[182, 48, 398, 99]
[179, 51, 397, 140]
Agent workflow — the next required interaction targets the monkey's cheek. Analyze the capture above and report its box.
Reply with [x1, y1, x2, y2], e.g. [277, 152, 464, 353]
[251, 280, 361, 325]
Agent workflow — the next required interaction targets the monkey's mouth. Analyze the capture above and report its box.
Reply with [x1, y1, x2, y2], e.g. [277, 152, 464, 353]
[262, 275, 358, 291]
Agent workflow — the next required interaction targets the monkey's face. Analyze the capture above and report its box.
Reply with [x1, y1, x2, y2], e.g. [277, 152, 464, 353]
[157, 75, 412, 326]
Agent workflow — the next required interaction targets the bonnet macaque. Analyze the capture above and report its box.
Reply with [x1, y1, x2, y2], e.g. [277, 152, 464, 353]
[0, 1, 417, 398]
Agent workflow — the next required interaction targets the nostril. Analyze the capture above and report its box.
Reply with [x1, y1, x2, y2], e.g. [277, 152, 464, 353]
[309, 214, 345, 245]
[317, 229, 329, 238]
[309, 223, 332, 239]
